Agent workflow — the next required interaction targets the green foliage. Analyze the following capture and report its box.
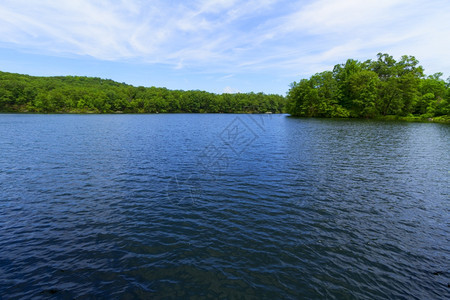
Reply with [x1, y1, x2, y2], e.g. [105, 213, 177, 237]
[287, 53, 449, 120]
[348, 70, 379, 117]
[0, 71, 286, 114]
[287, 72, 348, 117]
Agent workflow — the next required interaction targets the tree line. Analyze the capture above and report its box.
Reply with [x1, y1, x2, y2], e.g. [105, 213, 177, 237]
[286, 53, 449, 120]
[0, 71, 285, 113]
[2, 53, 449, 120]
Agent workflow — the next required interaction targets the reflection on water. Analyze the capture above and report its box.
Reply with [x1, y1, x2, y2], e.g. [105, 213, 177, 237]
[0, 114, 449, 299]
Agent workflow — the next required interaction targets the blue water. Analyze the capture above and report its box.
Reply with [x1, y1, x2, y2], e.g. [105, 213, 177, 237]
[0, 114, 449, 299]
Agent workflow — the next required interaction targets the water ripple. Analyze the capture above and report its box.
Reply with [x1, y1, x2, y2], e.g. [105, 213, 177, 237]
[0, 114, 449, 299]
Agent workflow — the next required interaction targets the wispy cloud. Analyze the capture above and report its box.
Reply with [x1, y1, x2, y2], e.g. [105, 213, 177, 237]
[239, 0, 450, 77]
[0, 0, 449, 83]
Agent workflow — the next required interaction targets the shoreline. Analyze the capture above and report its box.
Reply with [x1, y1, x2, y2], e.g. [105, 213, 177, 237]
[288, 115, 450, 124]
[1, 111, 448, 123]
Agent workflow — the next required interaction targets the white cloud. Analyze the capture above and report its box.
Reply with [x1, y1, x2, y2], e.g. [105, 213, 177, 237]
[280, 0, 408, 34]
[0, 0, 139, 59]
[0, 0, 449, 80]
[197, 0, 237, 14]
[253, 0, 450, 77]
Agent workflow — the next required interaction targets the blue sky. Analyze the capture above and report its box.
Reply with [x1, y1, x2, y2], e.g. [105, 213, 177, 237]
[0, 0, 449, 95]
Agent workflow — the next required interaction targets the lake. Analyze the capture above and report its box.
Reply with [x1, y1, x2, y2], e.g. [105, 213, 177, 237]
[0, 114, 448, 299]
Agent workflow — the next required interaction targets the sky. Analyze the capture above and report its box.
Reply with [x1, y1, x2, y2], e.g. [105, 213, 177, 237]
[0, 0, 449, 95]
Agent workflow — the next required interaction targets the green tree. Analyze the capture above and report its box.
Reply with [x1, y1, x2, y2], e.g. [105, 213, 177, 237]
[348, 70, 380, 117]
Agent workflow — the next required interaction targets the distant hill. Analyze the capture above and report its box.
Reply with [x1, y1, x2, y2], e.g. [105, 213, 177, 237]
[0, 71, 285, 113]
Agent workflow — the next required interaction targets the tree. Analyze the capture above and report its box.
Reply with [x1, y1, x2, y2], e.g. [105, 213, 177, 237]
[348, 70, 380, 117]
[287, 53, 447, 120]
[416, 73, 449, 116]
[368, 53, 397, 80]
[333, 59, 361, 109]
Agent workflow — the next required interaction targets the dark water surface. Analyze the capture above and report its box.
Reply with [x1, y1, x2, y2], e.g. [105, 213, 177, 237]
[0, 114, 449, 299]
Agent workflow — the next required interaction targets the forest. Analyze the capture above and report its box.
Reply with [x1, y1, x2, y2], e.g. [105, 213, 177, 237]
[1, 53, 449, 122]
[0, 71, 285, 114]
[286, 53, 449, 121]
